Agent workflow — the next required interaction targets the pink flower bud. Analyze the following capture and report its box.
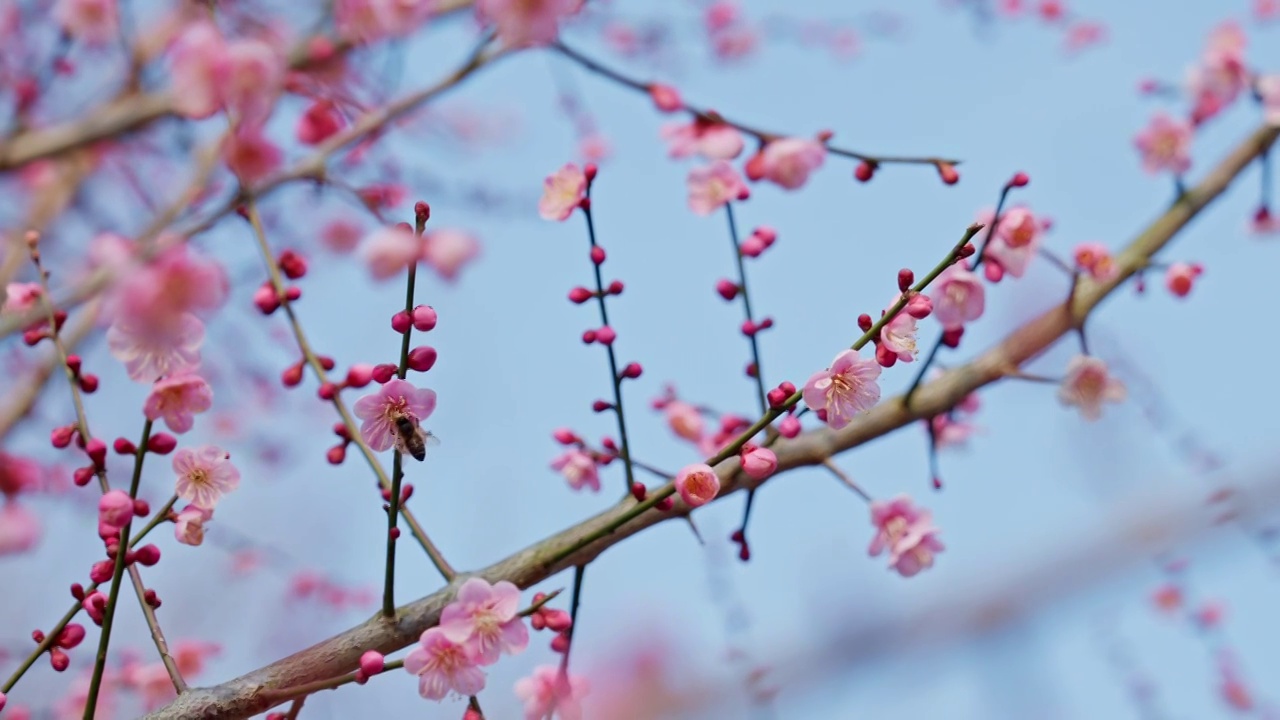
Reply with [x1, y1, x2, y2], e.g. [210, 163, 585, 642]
[281, 363, 304, 387]
[98, 490, 134, 530]
[778, 415, 802, 438]
[345, 364, 374, 388]
[550, 631, 571, 654]
[391, 311, 412, 334]
[133, 499, 149, 517]
[739, 236, 766, 257]
[898, 268, 914, 292]
[85, 439, 106, 467]
[581, 329, 597, 344]
[73, 466, 95, 486]
[590, 246, 606, 265]
[595, 326, 617, 345]
[715, 279, 739, 300]
[656, 496, 675, 511]
[79, 374, 99, 393]
[134, 544, 161, 566]
[253, 283, 281, 315]
[412, 305, 438, 331]
[407, 346, 437, 372]
[905, 293, 933, 319]
[649, 83, 682, 112]
[857, 313, 873, 332]
[941, 327, 964, 348]
[147, 433, 177, 454]
[371, 364, 397, 383]
[630, 482, 647, 501]
[552, 428, 578, 445]
[113, 438, 136, 455]
[740, 445, 777, 480]
[766, 388, 788, 408]
[983, 261, 1004, 283]
[51, 425, 76, 448]
[936, 162, 960, 185]
[50, 648, 69, 672]
[1009, 171, 1030, 187]
[543, 608, 573, 632]
[875, 342, 897, 368]
[621, 362, 643, 379]
[318, 382, 338, 400]
[89, 561, 114, 584]
[675, 463, 720, 507]
[854, 161, 876, 182]
[568, 287, 593, 304]
[279, 250, 308, 279]
[359, 650, 385, 676]
[592, 400, 612, 413]
[607, 280, 624, 295]
[57, 624, 85, 649]
[326, 445, 346, 465]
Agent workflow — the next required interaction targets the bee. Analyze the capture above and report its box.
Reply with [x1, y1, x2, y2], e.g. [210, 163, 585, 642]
[393, 416, 438, 462]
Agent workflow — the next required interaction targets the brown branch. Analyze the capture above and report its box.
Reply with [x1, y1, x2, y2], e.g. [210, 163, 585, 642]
[142, 124, 1279, 720]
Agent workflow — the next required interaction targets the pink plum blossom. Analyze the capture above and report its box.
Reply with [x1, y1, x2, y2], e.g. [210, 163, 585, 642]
[169, 22, 228, 119]
[757, 137, 826, 190]
[404, 627, 485, 700]
[2, 282, 42, 316]
[1257, 74, 1280, 126]
[1134, 114, 1193, 175]
[172, 445, 240, 509]
[931, 412, 978, 450]
[687, 161, 748, 215]
[335, 0, 434, 43]
[550, 449, 600, 492]
[107, 243, 228, 344]
[0, 452, 41, 497]
[659, 119, 744, 160]
[1073, 242, 1118, 282]
[869, 495, 945, 577]
[477, 0, 584, 48]
[1165, 262, 1203, 297]
[930, 265, 985, 331]
[53, 0, 118, 45]
[439, 577, 530, 665]
[664, 401, 704, 442]
[144, 373, 213, 433]
[174, 505, 212, 546]
[740, 445, 777, 480]
[985, 206, 1042, 278]
[358, 225, 421, 280]
[879, 296, 924, 363]
[352, 379, 437, 452]
[106, 313, 205, 384]
[0, 502, 40, 555]
[221, 38, 283, 126]
[802, 349, 882, 429]
[223, 126, 282, 183]
[675, 463, 720, 507]
[1058, 355, 1126, 421]
[422, 228, 481, 281]
[98, 490, 134, 531]
[514, 665, 589, 720]
[1187, 22, 1249, 124]
[539, 163, 588, 221]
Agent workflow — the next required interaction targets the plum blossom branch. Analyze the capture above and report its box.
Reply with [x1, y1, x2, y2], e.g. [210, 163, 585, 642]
[553, 41, 960, 168]
[142, 124, 1279, 720]
[243, 200, 455, 582]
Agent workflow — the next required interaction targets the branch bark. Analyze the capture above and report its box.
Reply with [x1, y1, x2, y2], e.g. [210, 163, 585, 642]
[141, 124, 1279, 720]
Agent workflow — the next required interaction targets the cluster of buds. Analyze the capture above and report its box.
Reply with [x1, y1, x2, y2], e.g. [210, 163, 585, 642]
[528, 591, 574, 655]
[253, 249, 308, 315]
[28, 622, 85, 672]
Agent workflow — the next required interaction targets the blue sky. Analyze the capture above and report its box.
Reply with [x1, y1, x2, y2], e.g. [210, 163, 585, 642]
[5, 1, 1280, 718]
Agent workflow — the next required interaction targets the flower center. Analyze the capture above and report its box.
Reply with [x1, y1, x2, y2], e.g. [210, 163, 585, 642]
[188, 469, 209, 487]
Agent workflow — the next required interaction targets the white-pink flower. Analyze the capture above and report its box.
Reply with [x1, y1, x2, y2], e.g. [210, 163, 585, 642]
[674, 463, 720, 507]
[172, 445, 240, 509]
[986, 206, 1042, 279]
[879, 297, 921, 363]
[930, 265, 985, 331]
[144, 373, 213, 433]
[1058, 355, 1126, 421]
[687, 161, 748, 215]
[404, 627, 485, 700]
[551, 449, 600, 493]
[174, 505, 212, 547]
[169, 22, 228, 120]
[514, 665, 589, 720]
[539, 164, 587, 221]
[352, 379, 437, 452]
[358, 224, 421, 280]
[422, 228, 481, 282]
[1, 282, 42, 316]
[659, 120, 744, 160]
[477, 0, 584, 48]
[1072, 242, 1118, 282]
[439, 577, 530, 665]
[757, 137, 826, 190]
[1257, 74, 1280, 126]
[1134, 113, 1193, 175]
[868, 495, 944, 577]
[106, 313, 205, 384]
[664, 400, 704, 442]
[802, 349, 882, 429]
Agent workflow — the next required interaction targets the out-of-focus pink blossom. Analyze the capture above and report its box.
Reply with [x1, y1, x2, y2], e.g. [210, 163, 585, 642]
[352, 379, 437, 452]
[106, 313, 205, 384]
[404, 627, 485, 700]
[174, 505, 212, 546]
[169, 22, 228, 119]
[1, 282, 42, 316]
[1073, 242, 1118, 281]
[930, 265, 985, 331]
[335, 0, 434, 43]
[868, 495, 945, 577]
[659, 119, 744, 160]
[221, 38, 283, 126]
[1057, 355, 1126, 421]
[358, 224, 421, 280]
[322, 219, 364, 253]
[1187, 22, 1249, 125]
[1165, 262, 1203, 297]
[985, 206, 1042, 278]
[0, 502, 40, 555]
[98, 490, 134, 531]
[664, 401, 704, 442]
[740, 445, 777, 480]
[422, 228, 481, 281]
[757, 137, 825, 190]
[223, 126, 282, 183]
[1135, 113, 1193, 174]
[1256, 74, 1280, 126]
[477, 0, 584, 48]
[0, 452, 41, 497]
[539, 163, 587, 221]
[107, 243, 228, 345]
[514, 665, 589, 720]
[687, 161, 748, 215]
[439, 577, 529, 665]
[550, 449, 599, 492]
[172, 445, 240, 509]
[53, 0, 118, 45]
[144, 373, 213, 434]
[802, 349, 881, 429]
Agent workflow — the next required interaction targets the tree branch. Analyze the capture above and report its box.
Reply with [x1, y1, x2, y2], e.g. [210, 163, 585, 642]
[141, 123, 1278, 720]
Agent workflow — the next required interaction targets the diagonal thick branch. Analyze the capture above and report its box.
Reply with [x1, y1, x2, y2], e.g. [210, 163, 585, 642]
[144, 124, 1279, 720]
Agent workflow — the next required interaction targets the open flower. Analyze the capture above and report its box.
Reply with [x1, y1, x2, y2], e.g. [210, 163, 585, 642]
[514, 665, 589, 720]
[551, 449, 600, 492]
[675, 463, 720, 507]
[757, 137, 825, 190]
[144, 373, 213, 433]
[1134, 113, 1193, 175]
[868, 495, 944, 577]
[0, 501, 40, 556]
[539, 163, 587, 221]
[660, 119, 744, 160]
[353, 379, 437, 451]
[172, 446, 240, 509]
[687, 161, 748, 215]
[985, 207, 1042, 279]
[930, 265, 985, 331]
[477, 0, 584, 47]
[107, 313, 205, 384]
[174, 505, 212, 547]
[439, 577, 529, 665]
[802, 350, 882, 429]
[1058, 355, 1126, 421]
[404, 627, 485, 700]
